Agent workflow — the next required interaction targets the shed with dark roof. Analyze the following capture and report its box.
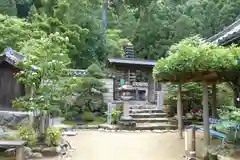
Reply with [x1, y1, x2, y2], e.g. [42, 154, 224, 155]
[0, 48, 26, 109]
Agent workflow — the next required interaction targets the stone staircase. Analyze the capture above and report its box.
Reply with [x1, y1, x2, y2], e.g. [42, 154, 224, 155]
[127, 105, 177, 130]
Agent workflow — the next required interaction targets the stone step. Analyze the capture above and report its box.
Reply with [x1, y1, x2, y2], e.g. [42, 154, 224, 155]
[130, 113, 166, 118]
[133, 118, 169, 123]
[135, 123, 177, 130]
[130, 109, 164, 114]
[129, 105, 158, 110]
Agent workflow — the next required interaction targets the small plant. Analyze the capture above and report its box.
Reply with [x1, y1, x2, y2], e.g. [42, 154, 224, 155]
[83, 111, 94, 121]
[45, 127, 61, 146]
[111, 108, 121, 124]
[17, 125, 37, 144]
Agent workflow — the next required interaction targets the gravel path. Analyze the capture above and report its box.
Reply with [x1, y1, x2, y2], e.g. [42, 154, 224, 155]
[45, 131, 185, 160]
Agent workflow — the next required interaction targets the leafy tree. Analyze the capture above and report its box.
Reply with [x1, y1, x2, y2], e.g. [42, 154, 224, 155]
[12, 32, 71, 112]
[27, 0, 106, 68]
[63, 63, 108, 120]
[0, 14, 44, 52]
[0, 0, 17, 16]
[153, 36, 239, 81]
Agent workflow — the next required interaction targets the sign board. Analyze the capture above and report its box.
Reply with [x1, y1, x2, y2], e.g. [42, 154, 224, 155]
[120, 79, 125, 85]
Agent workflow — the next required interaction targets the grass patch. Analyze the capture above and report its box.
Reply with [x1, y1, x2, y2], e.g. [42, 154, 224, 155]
[62, 116, 105, 126]
[62, 120, 77, 126]
[0, 152, 15, 160]
[86, 116, 105, 125]
[0, 156, 15, 160]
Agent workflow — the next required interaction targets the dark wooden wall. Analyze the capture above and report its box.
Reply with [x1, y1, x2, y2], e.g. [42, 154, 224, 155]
[0, 62, 25, 109]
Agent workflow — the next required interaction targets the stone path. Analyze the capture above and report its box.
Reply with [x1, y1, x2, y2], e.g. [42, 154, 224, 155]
[43, 131, 185, 160]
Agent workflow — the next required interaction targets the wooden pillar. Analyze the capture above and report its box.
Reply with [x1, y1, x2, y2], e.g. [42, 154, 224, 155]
[16, 146, 24, 160]
[202, 81, 210, 155]
[177, 84, 183, 139]
[211, 84, 217, 118]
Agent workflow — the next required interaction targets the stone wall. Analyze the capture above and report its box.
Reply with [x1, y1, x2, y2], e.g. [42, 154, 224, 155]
[0, 111, 33, 129]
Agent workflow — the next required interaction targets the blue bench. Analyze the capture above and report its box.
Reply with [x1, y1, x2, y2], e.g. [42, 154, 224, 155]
[197, 127, 226, 144]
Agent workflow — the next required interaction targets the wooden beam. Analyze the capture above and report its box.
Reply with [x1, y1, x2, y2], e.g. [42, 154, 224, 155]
[177, 83, 183, 139]
[211, 84, 217, 118]
[187, 71, 218, 82]
[202, 81, 210, 157]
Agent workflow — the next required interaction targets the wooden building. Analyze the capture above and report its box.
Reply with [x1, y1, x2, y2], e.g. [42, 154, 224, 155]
[106, 45, 161, 103]
[0, 48, 25, 110]
[208, 18, 240, 45]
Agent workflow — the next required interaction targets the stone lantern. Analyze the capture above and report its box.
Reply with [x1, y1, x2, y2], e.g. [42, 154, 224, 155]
[117, 82, 136, 129]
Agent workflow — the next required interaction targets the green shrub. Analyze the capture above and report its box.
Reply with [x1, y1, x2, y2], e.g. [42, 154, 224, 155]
[45, 127, 61, 146]
[116, 104, 123, 111]
[83, 111, 94, 121]
[17, 125, 37, 144]
[62, 120, 77, 126]
[87, 116, 105, 125]
[111, 109, 121, 124]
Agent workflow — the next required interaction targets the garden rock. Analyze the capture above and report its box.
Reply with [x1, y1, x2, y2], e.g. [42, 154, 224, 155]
[30, 152, 43, 159]
[78, 125, 99, 129]
[5, 148, 15, 156]
[41, 147, 59, 157]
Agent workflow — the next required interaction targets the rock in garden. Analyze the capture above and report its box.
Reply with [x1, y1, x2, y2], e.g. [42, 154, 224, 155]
[30, 152, 43, 159]
[5, 148, 16, 156]
[41, 147, 59, 157]
[98, 128, 104, 131]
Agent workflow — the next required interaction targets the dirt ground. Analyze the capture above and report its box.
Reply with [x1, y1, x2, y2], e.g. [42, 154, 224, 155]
[43, 130, 185, 160]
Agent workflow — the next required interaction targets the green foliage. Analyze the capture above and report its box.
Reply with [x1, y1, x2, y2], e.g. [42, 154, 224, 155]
[106, 29, 132, 58]
[62, 120, 77, 126]
[62, 63, 107, 118]
[153, 36, 240, 81]
[111, 108, 121, 124]
[87, 63, 105, 79]
[17, 125, 37, 144]
[2, 0, 240, 66]
[45, 127, 61, 146]
[83, 111, 94, 121]
[12, 32, 73, 112]
[218, 106, 240, 122]
[166, 83, 202, 102]
[0, 14, 44, 52]
[0, 0, 17, 16]
[213, 105, 240, 143]
[87, 116, 105, 125]
[217, 83, 235, 106]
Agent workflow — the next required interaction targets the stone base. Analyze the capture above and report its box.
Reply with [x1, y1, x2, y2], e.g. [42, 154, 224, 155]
[118, 116, 136, 130]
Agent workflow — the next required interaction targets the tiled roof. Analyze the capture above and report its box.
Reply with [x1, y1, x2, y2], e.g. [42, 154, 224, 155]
[107, 58, 156, 66]
[0, 48, 89, 76]
[207, 19, 240, 45]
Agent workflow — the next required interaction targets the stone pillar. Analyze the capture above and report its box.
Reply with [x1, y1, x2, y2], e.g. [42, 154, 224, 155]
[123, 102, 129, 117]
[107, 103, 112, 124]
[16, 146, 24, 160]
[147, 73, 155, 103]
[157, 91, 164, 110]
